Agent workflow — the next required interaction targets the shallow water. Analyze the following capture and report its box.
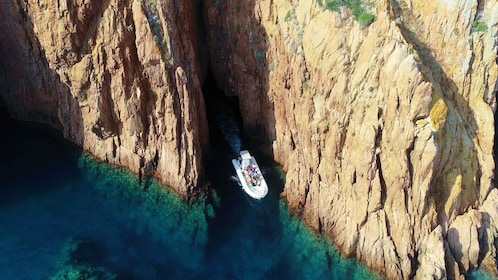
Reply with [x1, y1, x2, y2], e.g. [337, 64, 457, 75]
[0, 113, 493, 279]
[0, 116, 381, 280]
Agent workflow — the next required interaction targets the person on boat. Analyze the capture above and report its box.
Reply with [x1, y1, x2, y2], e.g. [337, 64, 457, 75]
[251, 173, 260, 186]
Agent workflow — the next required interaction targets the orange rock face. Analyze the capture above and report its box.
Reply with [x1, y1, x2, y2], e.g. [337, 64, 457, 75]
[204, 0, 498, 278]
[0, 0, 208, 197]
[1, 0, 498, 279]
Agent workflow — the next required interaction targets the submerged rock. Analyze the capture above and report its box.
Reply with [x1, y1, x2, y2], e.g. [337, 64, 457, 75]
[50, 238, 116, 280]
[49, 265, 116, 280]
[0, 0, 497, 278]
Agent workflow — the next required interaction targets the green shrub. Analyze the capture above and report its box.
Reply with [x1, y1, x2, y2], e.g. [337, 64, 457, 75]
[357, 12, 375, 27]
[325, 0, 341, 12]
[284, 9, 292, 22]
[302, 82, 309, 91]
[321, 0, 376, 27]
[346, 0, 363, 17]
[472, 20, 487, 32]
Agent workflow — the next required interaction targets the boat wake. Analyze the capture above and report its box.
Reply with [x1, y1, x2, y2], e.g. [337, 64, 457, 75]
[229, 175, 242, 187]
[216, 114, 241, 155]
[202, 69, 243, 156]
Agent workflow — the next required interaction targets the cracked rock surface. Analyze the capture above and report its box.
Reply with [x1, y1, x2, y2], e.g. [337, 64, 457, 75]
[0, 0, 497, 278]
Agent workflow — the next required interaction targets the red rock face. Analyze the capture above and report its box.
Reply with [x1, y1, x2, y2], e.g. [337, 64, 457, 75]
[0, 0, 208, 197]
[1, 0, 498, 279]
[204, 0, 498, 279]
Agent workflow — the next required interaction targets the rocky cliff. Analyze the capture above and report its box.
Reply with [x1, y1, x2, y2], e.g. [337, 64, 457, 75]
[204, 0, 498, 278]
[0, 0, 208, 196]
[1, 0, 497, 279]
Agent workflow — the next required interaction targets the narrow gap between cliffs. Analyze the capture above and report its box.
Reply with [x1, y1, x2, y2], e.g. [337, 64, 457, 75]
[201, 66, 246, 198]
[200, 67, 285, 261]
[201, 66, 285, 200]
[200, 66, 252, 246]
[202, 67, 244, 157]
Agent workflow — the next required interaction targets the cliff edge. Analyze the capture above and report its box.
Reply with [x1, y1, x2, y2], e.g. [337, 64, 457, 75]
[0, 0, 208, 196]
[204, 0, 498, 278]
[0, 0, 497, 279]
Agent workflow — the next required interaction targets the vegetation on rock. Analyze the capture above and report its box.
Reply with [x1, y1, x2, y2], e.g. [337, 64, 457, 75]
[320, 0, 376, 27]
[472, 20, 487, 32]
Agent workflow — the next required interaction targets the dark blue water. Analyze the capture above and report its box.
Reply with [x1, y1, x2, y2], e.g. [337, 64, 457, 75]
[0, 113, 379, 280]
[0, 111, 493, 279]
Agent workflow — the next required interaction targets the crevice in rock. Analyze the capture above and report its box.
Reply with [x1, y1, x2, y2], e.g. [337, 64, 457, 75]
[144, 150, 160, 177]
[389, 1, 443, 87]
[112, 138, 117, 158]
[405, 138, 415, 212]
[384, 215, 405, 279]
[290, 134, 296, 150]
[408, 249, 419, 279]
[138, 85, 151, 147]
[201, 67, 243, 153]
[171, 73, 183, 175]
[406, 136, 419, 278]
[122, 5, 155, 148]
[375, 124, 387, 208]
[477, 212, 491, 265]
[443, 240, 460, 278]
[301, 175, 311, 216]
[494, 97, 498, 189]
[71, 0, 108, 63]
[377, 153, 387, 207]
[375, 108, 405, 275]
[476, 0, 484, 16]
[94, 67, 119, 139]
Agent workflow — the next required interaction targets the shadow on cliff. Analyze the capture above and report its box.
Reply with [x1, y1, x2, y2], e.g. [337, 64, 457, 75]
[390, 0, 496, 276]
[391, 0, 490, 217]
[494, 76, 498, 190]
[0, 1, 85, 196]
[201, 0, 286, 198]
[0, 1, 83, 138]
[202, 0, 276, 151]
[201, 69, 285, 272]
[200, 0, 286, 267]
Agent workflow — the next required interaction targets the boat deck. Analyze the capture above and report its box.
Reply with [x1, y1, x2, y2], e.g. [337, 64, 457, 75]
[232, 151, 268, 199]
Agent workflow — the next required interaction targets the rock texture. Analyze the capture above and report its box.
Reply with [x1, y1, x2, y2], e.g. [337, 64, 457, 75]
[204, 0, 498, 278]
[0, 0, 208, 196]
[1, 0, 498, 279]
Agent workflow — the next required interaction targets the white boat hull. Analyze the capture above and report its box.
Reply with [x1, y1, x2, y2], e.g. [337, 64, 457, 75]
[232, 151, 268, 199]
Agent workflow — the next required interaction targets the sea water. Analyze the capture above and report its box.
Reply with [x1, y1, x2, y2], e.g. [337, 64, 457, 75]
[0, 113, 493, 279]
[0, 116, 378, 280]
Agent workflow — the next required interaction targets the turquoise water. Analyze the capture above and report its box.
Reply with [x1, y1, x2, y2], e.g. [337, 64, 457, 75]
[0, 116, 381, 279]
[0, 112, 494, 279]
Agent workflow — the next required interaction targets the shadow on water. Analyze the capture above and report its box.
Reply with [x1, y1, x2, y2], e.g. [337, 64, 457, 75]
[0, 88, 383, 280]
[0, 1, 90, 205]
[0, 106, 81, 208]
[202, 68, 244, 158]
[200, 3, 286, 265]
[202, 66, 287, 274]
